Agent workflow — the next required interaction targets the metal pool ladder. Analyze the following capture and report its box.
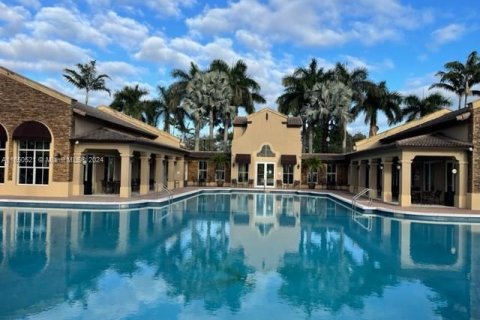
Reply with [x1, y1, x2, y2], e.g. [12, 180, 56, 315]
[159, 183, 173, 207]
[352, 188, 372, 209]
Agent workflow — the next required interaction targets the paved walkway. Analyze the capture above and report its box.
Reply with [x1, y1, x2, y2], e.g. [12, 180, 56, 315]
[1, 186, 479, 216]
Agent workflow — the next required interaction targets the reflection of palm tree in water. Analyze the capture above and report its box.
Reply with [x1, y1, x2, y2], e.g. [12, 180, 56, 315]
[278, 222, 398, 316]
[155, 218, 254, 312]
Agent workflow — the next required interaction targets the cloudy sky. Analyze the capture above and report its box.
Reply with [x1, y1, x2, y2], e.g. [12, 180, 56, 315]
[0, 0, 478, 134]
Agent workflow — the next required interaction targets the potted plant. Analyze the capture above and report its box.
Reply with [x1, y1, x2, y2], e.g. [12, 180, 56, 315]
[212, 153, 228, 187]
[303, 157, 322, 189]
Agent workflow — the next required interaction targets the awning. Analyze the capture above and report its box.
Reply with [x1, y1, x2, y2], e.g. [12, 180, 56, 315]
[13, 121, 51, 142]
[0, 125, 6, 141]
[235, 154, 251, 164]
[281, 155, 297, 165]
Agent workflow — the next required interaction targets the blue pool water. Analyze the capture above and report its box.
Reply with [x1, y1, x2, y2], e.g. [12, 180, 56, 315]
[0, 192, 478, 319]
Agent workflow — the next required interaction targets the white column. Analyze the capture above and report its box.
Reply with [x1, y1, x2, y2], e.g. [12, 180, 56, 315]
[177, 157, 185, 188]
[155, 154, 164, 190]
[399, 159, 412, 207]
[167, 157, 175, 189]
[120, 152, 132, 198]
[139, 152, 151, 195]
[71, 152, 84, 196]
[382, 160, 393, 202]
[369, 159, 378, 198]
[455, 161, 468, 208]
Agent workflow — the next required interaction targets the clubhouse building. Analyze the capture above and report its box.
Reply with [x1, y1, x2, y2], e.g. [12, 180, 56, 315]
[1, 66, 479, 210]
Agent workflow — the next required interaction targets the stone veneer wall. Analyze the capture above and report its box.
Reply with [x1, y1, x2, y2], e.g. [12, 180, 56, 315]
[186, 159, 231, 185]
[0, 73, 74, 182]
[471, 105, 480, 193]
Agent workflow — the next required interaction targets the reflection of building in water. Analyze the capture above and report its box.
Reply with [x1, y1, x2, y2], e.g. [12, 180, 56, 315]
[0, 204, 186, 318]
[229, 193, 301, 271]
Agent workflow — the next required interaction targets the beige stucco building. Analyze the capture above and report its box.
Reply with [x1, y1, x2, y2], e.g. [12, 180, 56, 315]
[1, 65, 480, 211]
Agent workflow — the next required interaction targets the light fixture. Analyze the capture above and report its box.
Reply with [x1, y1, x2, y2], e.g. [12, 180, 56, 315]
[75, 140, 79, 145]
[297, 164, 300, 169]
[469, 147, 473, 152]
[396, 164, 401, 170]
[380, 165, 384, 170]
[232, 162, 235, 168]
[326, 137, 331, 143]
[452, 168, 458, 175]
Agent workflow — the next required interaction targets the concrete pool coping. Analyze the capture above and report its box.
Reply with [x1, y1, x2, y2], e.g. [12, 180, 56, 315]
[1, 187, 480, 219]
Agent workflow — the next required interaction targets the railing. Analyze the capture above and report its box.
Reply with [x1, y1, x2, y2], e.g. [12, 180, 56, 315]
[352, 188, 372, 209]
[158, 183, 173, 207]
[351, 209, 373, 231]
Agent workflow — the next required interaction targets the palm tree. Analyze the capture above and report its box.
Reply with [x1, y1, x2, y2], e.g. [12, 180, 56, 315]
[430, 51, 480, 109]
[171, 62, 201, 101]
[402, 93, 451, 122]
[181, 73, 209, 151]
[328, 63, 369, 106]
[209, 59, 266, 114]
[303, 82, 330, 153]
[155, 85, 183, 133]
[277, 58, 327, 152]
[204, 71, 233, 150]
[63, 60, 111, 104]
[352, 81, 402, 137]
[142, 99, 162, 126]
[110, 85, 148, 120]
[327, 81, 353, 153]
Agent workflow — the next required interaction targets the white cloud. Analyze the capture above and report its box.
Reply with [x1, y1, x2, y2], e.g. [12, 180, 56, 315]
[0, 35, 91, 69]
[340, 55, 395, 72]
[28, 7, 110, 47]
[187, 0, 433, 47]
[94, 11, 149, 50]
[134, 36, 192, 69]
[17, 0, 41, 9]
[85, 0, 195, 17]
[430, 23, 466, 48]
[235, 30, 269, 51]
[0, 1, 30, 36]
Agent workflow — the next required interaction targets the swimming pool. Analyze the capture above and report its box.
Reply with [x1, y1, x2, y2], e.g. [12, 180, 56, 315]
[0, 192, 478, 319]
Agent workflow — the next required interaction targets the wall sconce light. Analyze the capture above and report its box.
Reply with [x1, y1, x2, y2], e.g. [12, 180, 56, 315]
[75, 140, 79, 145]
[232, 162, 235, 168]
[396, 164, 401, 170]
[452, 168, 458, 175]
[469, 147, 473, 152]
[297, 164, 300, 169]
[379, 165, 384, 170]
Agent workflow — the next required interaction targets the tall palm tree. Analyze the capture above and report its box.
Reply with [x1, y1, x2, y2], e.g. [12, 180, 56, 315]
[209, 59, 266, 114]
[142, 99, 162, 126]
[430, 51, 480, 109]
[328, 63, 369, 106]
[63, 60, 111, 104]
[303, 82, 330, 153]
[204, 71, 233, 150]
[277, 58, 327, 152]
[171, 62, 201, 101]
[181, 73, 209, 151]
[156, 85, 184, 133]
[110, 85, 148, 120]
[402, 93, 451, 122]
[327, 81, 353, 153]
[352, 81, 402, 137]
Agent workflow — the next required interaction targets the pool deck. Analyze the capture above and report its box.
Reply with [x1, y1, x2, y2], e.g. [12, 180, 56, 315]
[1, 186, 479, 217]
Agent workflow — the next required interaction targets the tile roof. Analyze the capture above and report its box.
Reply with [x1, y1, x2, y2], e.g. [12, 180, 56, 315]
[232, 116, 248, 126]
[286, 117, 303, 127]
[72, 102, 157, 139]
[381, 107, 471, 143]
[72, 128, 187, 153]
[394, 133, 472, 148]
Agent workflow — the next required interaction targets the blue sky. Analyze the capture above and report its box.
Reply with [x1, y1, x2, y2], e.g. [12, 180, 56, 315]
[0, 0, 479, 135]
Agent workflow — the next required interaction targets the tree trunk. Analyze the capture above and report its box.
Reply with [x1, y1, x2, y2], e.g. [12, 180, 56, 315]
[209, 108, 214, 150]
[194, 121, 200, 151]
[85, 89, 89, 105]
[308, 126, 313, 154]
[464, 91, 468, 109]
[163, 114, 170, 133]
[342, 120, 347, 153]
[369, 114, 378, 137]
[302, 122, 307, 153]
[458, 95, 462, 110]
[223, 116, 229, 152]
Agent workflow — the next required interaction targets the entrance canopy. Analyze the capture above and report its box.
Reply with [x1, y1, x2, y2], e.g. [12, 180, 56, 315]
[280, 155, 297, 165]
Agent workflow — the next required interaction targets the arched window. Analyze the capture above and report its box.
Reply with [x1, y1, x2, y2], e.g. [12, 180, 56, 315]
[13, 121, 51, 185]
[0, 124, 6, 184]
[257, 145, 275, 157]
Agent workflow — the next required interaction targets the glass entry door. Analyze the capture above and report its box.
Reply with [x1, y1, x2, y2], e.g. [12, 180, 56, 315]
[256, 163, 275, 187]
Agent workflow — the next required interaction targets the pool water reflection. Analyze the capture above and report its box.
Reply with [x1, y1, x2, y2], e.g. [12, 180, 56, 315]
[0, 193, 478, 319]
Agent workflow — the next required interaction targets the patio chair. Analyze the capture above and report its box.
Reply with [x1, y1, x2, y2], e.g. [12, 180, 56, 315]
[231, 179, 237, 187]
[248, 179, 254, 188]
